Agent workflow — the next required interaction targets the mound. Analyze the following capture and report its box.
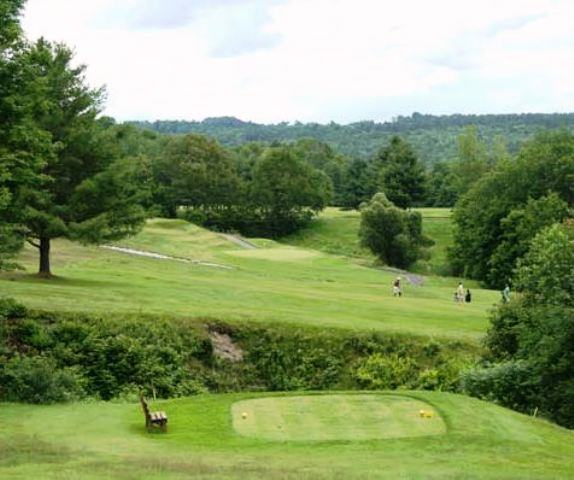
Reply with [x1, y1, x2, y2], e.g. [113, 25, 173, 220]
[231, 394, 445, 441]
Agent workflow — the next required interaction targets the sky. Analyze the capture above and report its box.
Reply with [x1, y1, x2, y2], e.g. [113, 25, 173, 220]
[22, 0, 574, 124]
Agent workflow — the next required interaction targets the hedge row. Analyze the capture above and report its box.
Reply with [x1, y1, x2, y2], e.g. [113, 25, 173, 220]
[0, 298, 481, 403]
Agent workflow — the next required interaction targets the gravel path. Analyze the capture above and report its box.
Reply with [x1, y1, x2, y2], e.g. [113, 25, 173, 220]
[101, 245, 234, 270]
[219, 233, 258, 250]
[376, 265, 425, 286]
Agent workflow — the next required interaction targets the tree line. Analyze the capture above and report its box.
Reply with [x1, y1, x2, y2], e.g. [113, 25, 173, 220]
[129, 112, 574, 163]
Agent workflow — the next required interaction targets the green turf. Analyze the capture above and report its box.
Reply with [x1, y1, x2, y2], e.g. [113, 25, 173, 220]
[283, 207, 455, 275]
[232, 394, 445, 441]
[282, 207, 373, 259]
[0, 217, 496, 340]
[2, 391, 574, 479]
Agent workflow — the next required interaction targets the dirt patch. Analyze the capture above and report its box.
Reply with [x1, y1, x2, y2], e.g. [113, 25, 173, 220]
[209, 331, 244, 362]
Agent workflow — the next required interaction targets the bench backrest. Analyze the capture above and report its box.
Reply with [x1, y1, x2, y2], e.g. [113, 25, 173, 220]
[139, 395, 151, 421]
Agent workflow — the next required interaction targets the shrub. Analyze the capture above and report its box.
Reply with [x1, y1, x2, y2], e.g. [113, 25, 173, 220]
[460, 360, 534, 412]
[1, 355, 86, 403]
[359, 193, 427, 268]
[0, 297, 27, 320]
[354, 353, 418, 389]
[1, 308, 479, 402]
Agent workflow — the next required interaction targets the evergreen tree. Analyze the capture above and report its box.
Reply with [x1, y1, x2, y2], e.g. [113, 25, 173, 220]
[374, 136, 426, 208]
[14, 39, 146, 276]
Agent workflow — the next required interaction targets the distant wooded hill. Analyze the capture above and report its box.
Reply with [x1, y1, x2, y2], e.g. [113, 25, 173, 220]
[128, 113, 574, 164]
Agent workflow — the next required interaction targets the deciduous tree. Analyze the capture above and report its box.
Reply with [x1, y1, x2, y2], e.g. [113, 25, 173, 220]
[359, 193, 425, 269]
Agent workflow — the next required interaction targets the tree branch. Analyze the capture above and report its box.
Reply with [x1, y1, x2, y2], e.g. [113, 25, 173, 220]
[27, 239, 40, 249]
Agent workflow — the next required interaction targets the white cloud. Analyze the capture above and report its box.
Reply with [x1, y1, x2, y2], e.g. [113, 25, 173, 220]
[21, 0, 574, 123]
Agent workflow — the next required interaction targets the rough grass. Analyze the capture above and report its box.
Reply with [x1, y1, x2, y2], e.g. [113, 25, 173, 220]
[2, 391, 574, 479]
[0, 217, 496, 340]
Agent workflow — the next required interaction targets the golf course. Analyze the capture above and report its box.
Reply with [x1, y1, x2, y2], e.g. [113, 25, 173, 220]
[0, 210, 495, 339]
[2, 209, 574, 479]
[3, 391, 574, 479]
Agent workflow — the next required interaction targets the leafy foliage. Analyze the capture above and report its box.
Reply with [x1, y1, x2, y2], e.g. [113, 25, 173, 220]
[165, 142, 333, 237]
[129, 112, 574, 164]
[373, 135, 426, 208]
[0, 0, 50, 270]
[0, 299, 478, 403]
[487, 194, 570, 287]
[466, 222, 574, 428]
[2, 355, 86, 404]
[15, 39, 146, 275]
[359, 193, 428, 268]
[450, 131, 574, 286]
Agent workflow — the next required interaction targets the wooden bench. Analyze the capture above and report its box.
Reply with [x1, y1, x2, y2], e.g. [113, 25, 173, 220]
[140, 395, 168, 432]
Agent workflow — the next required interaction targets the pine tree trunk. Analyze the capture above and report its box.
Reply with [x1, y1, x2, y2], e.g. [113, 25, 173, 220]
[38, 237, 52, 278]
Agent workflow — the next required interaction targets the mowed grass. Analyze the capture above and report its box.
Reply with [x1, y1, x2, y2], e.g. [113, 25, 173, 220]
[0, 218, 496, 339]
[232, 394, 445, 441]
[282, 207, 374, 259]
[2, 391, 574, 479]
[412, 208, 455, 275]
[283, 207, 455, 275]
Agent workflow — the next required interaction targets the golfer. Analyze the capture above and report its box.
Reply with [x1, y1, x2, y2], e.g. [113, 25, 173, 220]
[392, 277, 402, 297]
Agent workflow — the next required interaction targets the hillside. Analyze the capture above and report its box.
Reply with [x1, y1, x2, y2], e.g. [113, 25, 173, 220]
[0, 217, 495, 340]
[128, 112, 574, 163]
[2, 391, 573, 479]
[282, 207, 454, 276]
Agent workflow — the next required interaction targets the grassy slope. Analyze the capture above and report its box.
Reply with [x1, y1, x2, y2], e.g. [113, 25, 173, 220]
[282, 207, 374, 259]
[2, 391, 573, 479]
[0, 218, 495, 340]
[283, 207, 455, 275]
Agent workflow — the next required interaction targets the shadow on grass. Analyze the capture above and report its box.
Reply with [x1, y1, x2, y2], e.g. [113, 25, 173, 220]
[0, 272, 122, 289]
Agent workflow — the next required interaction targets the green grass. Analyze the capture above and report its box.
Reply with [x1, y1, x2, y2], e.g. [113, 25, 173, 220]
[232, 394, 445, 441]
[2, 215, 571, 478]
[283, 207, 455, 275]
[282, 207, 373, 259]
[2, 391, 574, 479]
[0, 218, 496, 340]
[412, 209, 455, 276]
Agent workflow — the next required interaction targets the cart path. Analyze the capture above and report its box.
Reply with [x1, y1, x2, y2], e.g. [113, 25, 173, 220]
[100, 245, 234, 270]
[219, 233, 259, 250]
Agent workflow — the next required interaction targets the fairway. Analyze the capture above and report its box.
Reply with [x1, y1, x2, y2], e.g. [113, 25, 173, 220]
[0, 216, 499, 340]
[232, 394, 445, 441]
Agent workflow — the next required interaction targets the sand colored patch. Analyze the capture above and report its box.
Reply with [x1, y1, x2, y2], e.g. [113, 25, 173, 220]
[232, 394, 446, 441]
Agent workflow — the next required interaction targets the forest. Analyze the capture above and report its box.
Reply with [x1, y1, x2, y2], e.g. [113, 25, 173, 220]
[129, 112, 574, 163]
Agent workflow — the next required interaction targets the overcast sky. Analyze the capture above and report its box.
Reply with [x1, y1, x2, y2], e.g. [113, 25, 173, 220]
[22, 0, 574, 124]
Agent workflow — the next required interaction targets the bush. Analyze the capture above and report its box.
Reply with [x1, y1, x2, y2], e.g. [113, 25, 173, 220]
[461, 360, 535, 412]
[1, 309, 479, 402]
[359, 193, 427, 268]
[0, 297, 27, 319]
[1, 355, 86, 403]
[354, 353, 418, 389]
